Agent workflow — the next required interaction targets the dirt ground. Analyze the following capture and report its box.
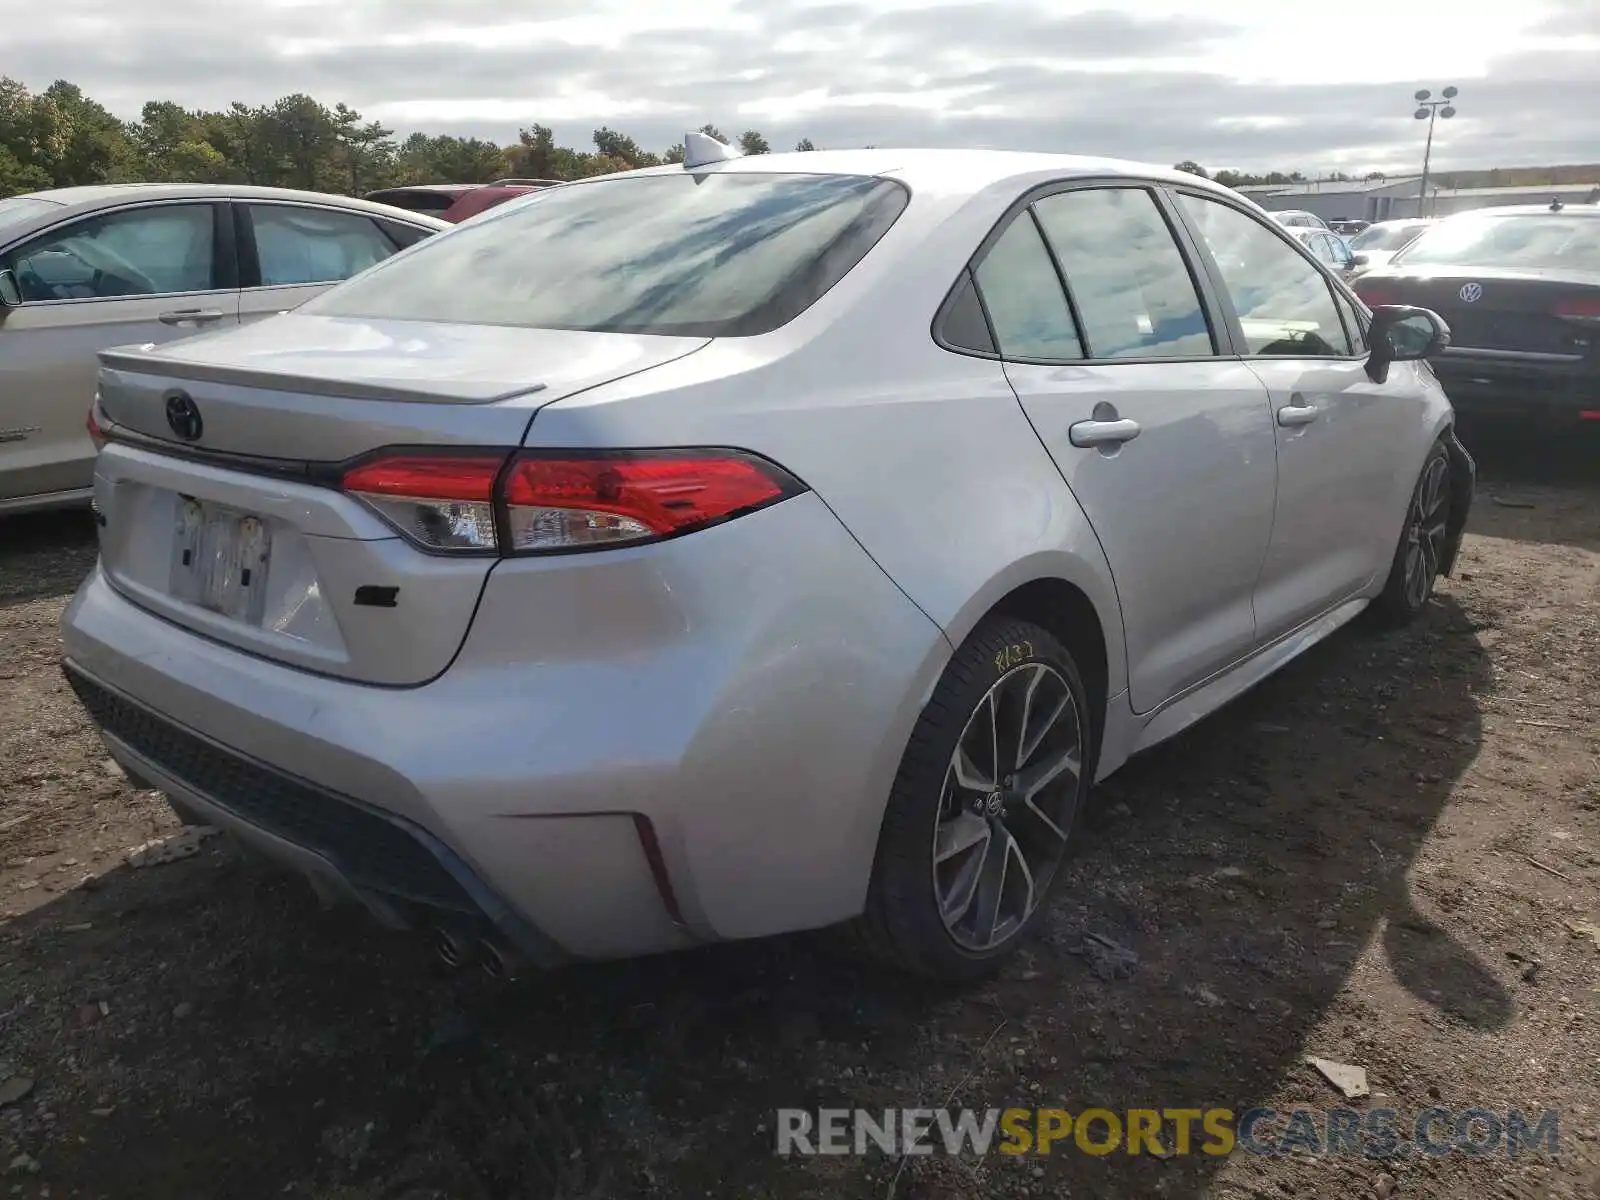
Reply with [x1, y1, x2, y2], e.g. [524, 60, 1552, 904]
[1, 423, 1597, 1200]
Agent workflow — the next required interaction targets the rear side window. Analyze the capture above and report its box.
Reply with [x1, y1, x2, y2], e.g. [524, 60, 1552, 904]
[972, 213, 1083, 360]
[1033, 188, 1213, 359]
[305, 172, 909, 337]
[377, 219, 435, 249]
[245, 205, 398, 287]
[938, 269, 996, 354]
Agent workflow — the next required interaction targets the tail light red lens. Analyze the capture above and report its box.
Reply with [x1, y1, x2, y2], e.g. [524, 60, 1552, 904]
[1352, 281, 1399, 308]
[1550, 295, 1600, 321]
[502, 453, 794, 552]
[86, 405, 105, 451]
[341, 449, 802, 555]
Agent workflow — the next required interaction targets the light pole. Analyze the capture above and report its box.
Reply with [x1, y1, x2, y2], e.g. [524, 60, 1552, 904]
[1413, 87, 1458, 217]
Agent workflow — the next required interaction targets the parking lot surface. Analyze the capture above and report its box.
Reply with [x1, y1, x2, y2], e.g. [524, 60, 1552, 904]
[1, 428, 1597, 1199]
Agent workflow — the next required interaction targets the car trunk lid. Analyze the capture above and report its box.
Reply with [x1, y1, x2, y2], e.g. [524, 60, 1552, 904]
[1355, 266, 1600, 358]
[91, 314, 710, 685]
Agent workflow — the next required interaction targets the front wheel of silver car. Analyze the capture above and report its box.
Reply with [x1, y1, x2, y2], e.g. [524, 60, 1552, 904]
[852, 616, 1094, 979]
[1372, 440, 1452, 626]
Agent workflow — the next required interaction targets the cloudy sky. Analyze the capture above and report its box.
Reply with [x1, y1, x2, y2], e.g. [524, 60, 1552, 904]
[5, 0, 1599, 174]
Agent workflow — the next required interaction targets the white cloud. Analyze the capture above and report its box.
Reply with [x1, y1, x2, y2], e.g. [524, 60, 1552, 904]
[4, 0, 1599, 172]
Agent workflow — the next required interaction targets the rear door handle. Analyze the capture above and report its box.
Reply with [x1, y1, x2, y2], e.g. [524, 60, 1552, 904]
[158, 308, 225, 326]
[1276, 403, 1320, 427]
[1068, 418, 1142, 448]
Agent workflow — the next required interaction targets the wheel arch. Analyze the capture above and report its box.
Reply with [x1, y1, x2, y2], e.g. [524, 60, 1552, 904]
[936, 554, 1124, 775]
[940, 551, 1126, 708]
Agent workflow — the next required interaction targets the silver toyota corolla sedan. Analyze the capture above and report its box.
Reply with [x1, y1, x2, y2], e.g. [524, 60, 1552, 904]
[0, 184, 449, 516]
[61, 144, 1474, 979]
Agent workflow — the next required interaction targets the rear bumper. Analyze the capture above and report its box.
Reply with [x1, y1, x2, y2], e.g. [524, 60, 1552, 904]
[1431, 351, 1600, 421]
[61, 492, 950, 961]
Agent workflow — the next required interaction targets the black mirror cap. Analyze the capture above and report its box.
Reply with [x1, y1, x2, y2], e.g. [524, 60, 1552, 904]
[1365, 304, 1450, 383]
[0, 268, 20, 309]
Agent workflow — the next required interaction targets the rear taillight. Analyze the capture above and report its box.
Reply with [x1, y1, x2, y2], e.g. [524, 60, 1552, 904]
[86, 405, 105, 451]
[340, 448, 803, 555]
[340, 453, 505, 553]
[1352, 280, 1399, 308]
[1550, 295, 1600, 322]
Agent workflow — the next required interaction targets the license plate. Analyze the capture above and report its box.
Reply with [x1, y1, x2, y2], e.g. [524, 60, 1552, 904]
[169, 498, 272, 624]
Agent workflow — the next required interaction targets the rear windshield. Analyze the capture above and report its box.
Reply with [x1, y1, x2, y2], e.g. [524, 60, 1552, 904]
[304, 171, 910, 337]
[0, 196, 61, 237]
[1350, 222, 1425, 252]
[1395, 214, 1600, 272]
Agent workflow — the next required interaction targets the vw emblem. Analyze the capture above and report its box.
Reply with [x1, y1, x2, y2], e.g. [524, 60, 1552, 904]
[164, 391, 203, 441]
[1459, 282, 1483, 304]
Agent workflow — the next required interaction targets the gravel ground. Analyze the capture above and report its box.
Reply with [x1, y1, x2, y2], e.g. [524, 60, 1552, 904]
[1, 424, 1597, 1199]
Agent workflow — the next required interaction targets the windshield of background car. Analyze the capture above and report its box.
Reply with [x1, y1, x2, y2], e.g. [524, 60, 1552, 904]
[0, 197, 61, 238]
[1394, 214, 1600, 272]
[304, 172, 911, 336]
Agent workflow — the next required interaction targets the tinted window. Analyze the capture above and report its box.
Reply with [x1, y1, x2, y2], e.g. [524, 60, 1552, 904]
[1033, 188, 1212, 359]
[972, 213, 1083, 359]
[7, 204, 214, 301]
[247, 205, 397, 287]
[377, 218, 435, 249]
[1178, 194, 1352, 357]
[1395, 213, 1600, 272]
[939, 269, 995, 354]
[307, 173, 909, 337]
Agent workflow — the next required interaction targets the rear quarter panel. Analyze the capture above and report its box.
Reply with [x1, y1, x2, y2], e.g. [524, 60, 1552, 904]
[521, 176, 1130, 702]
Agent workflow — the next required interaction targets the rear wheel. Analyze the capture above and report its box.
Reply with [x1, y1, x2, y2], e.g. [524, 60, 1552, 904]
[1372, 439, 1452, 625]
[853, 617, 1093, 979]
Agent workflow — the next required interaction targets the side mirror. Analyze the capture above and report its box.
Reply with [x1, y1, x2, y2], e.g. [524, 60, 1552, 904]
[1366, 304, 1450, 383]
[1351, 253, 1369, 267]
[0, 269, 20, 309]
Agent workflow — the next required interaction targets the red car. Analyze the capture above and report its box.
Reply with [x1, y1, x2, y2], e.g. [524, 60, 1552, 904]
[364, 179, 561, 223]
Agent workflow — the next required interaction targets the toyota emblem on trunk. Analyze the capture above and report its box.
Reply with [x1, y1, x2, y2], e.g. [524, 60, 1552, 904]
[1459, 282, 1483, 303]
[164, 391, 203, 441]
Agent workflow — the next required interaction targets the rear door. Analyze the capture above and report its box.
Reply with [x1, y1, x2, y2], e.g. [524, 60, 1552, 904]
[1173, 189, 1419, 643]
[985, 183, 1279, 713]
[0, 201, 238, 504]
[235, 201, 434, 326]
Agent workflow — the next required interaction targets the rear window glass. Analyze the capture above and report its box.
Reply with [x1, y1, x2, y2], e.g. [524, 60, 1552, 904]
[304, 172, 910, 337]
[1350, 222, 1426, 252]
[1396, 214, 1600, 272]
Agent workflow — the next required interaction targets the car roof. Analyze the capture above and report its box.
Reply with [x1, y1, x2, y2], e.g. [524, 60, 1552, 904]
[1441, 203, 1600, 218]
[4, 183, 451, 243]
[617, 147, 1249, 202]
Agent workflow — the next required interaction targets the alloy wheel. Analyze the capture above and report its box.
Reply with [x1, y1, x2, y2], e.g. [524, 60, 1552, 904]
[932, 662, 1083, 952]
[1403, 454, 1450, 610]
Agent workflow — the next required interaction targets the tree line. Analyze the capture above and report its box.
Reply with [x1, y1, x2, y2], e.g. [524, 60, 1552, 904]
[1173, 159, 1600, 192]
[5, 76, 1590, 202]
[0, 76, 820, 199]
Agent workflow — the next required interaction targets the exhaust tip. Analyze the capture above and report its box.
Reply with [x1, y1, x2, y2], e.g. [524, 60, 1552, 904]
[432, 926, 472, 969]
[479, 938, 519, 981]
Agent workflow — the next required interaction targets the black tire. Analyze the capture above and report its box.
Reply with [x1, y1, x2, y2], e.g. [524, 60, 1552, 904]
[850, 616, 1095, 980]
[1371, 439, 1452, 627]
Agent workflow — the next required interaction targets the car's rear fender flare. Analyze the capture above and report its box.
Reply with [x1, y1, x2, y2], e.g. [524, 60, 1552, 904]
[937, 549, 1127, 730]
